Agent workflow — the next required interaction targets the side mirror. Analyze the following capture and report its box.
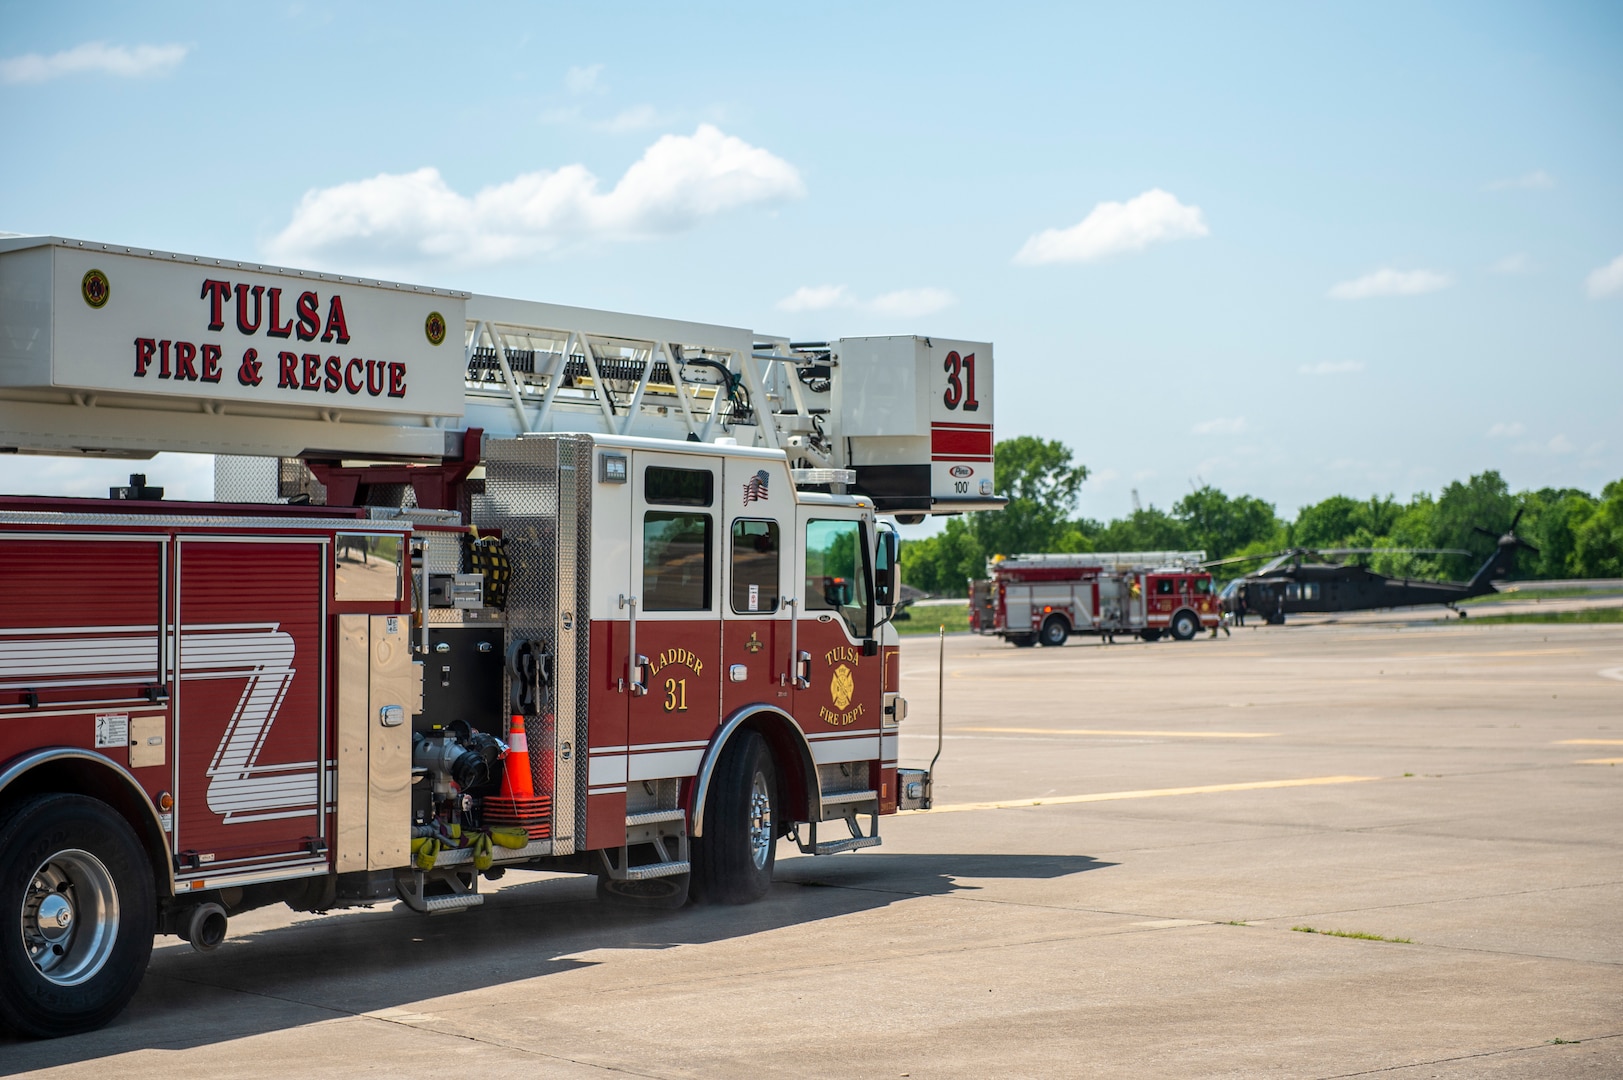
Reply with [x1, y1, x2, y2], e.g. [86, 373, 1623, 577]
[874, 527, 899, 609]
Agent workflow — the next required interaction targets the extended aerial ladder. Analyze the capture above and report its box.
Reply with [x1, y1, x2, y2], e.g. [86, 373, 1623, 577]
[0, 235, 1001, 518]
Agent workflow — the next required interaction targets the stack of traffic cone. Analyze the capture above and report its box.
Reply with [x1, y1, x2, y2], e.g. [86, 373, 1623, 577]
[482, 714, 551, 836]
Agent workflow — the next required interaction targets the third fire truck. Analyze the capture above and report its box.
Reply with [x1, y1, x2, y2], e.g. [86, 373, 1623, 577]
[0, 234, 1000, 1038]
[970, 551, 1219, 646]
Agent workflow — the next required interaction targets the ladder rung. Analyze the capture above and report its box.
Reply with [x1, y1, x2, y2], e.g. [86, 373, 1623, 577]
[624, 859, 691, 881]
[813, 835, 882, 856]
[626, 809, 686, 828]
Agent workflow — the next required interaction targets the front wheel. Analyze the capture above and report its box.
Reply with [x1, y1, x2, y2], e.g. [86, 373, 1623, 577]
[1140, 628, 1162, 642]
[1007, 634, 1037, 648]
[1170, 611, 1199, 641]
[690, 731, 777, 905]
[0, 794, 155, 1039]
[1039, 618, 1069, 647]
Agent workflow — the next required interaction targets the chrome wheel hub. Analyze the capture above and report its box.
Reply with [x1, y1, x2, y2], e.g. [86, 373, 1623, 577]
[748, 774, 773, 870]
[20, 849, 119, 987]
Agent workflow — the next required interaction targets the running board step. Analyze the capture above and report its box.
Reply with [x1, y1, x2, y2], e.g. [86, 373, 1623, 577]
[624, 859, 691, 881]
[813, 835, 882, 856]
[626, 809, 687, 828]
[821, 789, 879, 808]
[423, 892, 485, 915]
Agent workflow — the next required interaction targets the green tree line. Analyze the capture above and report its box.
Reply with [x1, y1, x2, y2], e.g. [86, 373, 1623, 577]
[901, 436, 1623, 596]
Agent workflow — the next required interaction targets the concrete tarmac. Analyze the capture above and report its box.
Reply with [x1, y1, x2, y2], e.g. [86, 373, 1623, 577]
[5, 621, 1620, 1078]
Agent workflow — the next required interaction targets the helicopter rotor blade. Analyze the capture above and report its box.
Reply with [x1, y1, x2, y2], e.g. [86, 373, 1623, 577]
[1472, 525, 1501, 540]
[1510, 506, 1525, 532]
[1315, 548, 1472, 556]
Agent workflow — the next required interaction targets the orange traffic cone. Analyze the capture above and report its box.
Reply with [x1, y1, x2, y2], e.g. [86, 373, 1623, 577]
[499, 714, 535, 800]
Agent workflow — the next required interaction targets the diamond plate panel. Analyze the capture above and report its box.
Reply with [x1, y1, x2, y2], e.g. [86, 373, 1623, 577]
[473, 434, 592, 855]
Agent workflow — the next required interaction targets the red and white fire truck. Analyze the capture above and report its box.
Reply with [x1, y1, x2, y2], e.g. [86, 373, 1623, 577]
[969, 551, 1218, 646]
[0, 235, 1000, 1038]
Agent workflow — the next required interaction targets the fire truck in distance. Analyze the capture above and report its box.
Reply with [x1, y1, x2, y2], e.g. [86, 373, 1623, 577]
[969, 551, 1219, 646]
[0, 235, 1001, 1038]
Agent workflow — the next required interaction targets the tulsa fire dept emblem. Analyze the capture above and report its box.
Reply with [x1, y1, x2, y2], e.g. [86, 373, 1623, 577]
[81, 268, 110, 308]
[742, 469, 770, 505]
[829, 664, 855, 710]
[424, 310, 447, 345]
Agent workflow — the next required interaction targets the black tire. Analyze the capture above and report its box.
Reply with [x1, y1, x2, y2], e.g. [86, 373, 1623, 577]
[690, 730, 777, 905]
[0, 794, 155, 1039]
[1140, 629, 1162, 642]
[1008, 635, 1037, 648]
[596, 870, 690, 911]
[1170, 610, 1199, 641]
[1039, 617, 1069, 647]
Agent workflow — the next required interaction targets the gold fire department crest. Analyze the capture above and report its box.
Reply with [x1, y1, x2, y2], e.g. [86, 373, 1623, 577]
[829, 664, 855, 710]
[424, 310, 447, 345]
[81, 269, 110, 309]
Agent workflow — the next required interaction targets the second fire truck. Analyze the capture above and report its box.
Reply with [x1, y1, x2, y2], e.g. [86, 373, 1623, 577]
[0, 235, 1000, 1038]
[970, 551, 1219, 645]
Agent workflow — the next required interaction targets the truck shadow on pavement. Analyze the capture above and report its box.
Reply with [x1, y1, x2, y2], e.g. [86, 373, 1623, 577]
[0, 852, 1112, 1071]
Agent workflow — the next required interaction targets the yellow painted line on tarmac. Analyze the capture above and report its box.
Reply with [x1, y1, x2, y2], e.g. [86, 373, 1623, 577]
[1577, 758, 1623, 765]
[916, 775, 1381, 815]
[959, 726, 1278, 739]
[1558, 739, 1623, 745]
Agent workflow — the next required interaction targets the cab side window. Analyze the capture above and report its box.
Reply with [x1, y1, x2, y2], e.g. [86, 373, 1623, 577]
[730, 519, 780, 614]
[1156, 579, 1175, 595]
[805, 519, 870, 638]
[644, 512, 712, 611]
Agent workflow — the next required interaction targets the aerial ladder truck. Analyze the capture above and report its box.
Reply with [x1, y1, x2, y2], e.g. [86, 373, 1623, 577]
[0, 234, 999, 1037]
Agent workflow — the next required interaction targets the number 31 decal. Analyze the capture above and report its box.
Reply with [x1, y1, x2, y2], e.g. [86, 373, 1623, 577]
[943, 350, 980, 411]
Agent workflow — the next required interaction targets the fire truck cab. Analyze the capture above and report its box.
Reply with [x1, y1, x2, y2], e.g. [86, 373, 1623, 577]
[0, 235, 998, 1038]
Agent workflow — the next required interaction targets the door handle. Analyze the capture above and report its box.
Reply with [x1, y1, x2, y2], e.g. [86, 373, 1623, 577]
[785, 597, 811, 689]
[619, 594, 647, 696]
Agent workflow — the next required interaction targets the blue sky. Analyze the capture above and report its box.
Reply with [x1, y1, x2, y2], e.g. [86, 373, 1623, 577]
[3, 1, 1620, 521]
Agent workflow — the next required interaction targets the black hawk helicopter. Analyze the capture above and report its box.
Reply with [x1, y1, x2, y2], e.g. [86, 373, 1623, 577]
[1209, 511, 1539, 624]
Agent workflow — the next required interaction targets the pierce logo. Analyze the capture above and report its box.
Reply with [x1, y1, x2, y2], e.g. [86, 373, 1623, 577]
[82, 269, 110, 309]
[949, 465, 974, 478]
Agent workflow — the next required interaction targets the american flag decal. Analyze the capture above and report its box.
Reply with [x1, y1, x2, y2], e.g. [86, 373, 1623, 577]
[743, 469, 770, 505]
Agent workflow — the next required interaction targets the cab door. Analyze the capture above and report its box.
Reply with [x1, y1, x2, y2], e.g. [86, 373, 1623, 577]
[791, 509, 882, 770]
[627, 452, 723, 783]
[720, 460, 792, 718]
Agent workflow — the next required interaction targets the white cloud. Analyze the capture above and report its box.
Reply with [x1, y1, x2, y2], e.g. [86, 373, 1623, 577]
[1488, 253, 1533, 275]
[598, 105, 662, 133]
[1327, 268, 1452, 300]
[867, 287, 956, 318]
[775, 284, 955, 319]
[1513, 434, 1576, 455]
[1486, 170, 1555, 191]
[0, 41, 188, 84]
[1299, 360, 1364, 376]
[266, 125, 805, 267]
[1585, 254, 1623, 298]
[1486, 421, 1525, 439]
[777, 285, 854, 312]
[1013, 188, 1208, 265]
[1192, 417, 1246, 435]
[565, 64, 603, 95]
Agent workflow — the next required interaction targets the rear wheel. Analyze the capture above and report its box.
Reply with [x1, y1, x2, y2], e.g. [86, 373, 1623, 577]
[1039, 618, 1069, 647]
[690, 731, 777, 905]
[0, 794, 155, 1039]
[1170, 610, 1199, 641]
